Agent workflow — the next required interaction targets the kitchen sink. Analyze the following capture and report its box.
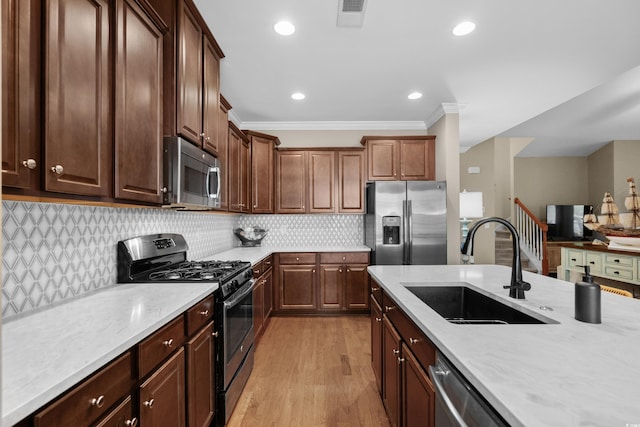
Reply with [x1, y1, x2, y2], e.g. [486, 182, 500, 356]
[405, 283, 555, 325]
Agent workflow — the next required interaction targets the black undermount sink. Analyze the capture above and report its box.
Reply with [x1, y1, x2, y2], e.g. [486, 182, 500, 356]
[406, 284, 553, 325]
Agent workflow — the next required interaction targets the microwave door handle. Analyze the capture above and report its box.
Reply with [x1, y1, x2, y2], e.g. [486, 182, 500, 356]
[213, 166, 221, 199]
[205, 166, 211, 198]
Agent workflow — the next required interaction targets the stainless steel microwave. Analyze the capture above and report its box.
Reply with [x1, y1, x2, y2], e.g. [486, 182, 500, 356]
[163, 136, 221, 210]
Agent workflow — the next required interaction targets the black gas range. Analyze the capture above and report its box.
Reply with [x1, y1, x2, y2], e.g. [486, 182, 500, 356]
[117, 233, 255, 426]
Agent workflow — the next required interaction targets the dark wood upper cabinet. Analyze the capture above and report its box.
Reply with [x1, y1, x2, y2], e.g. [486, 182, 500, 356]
[202, 36, 220, 155]
[308, 151, 335, 213]
[275, 150, 307, 213]
[362, 136, 436, 181]
[114, 0, 166, 204]
[44, 0, 112, 197]
[338, 150, 365, 213]
[228, 122, 250, 213]
[246, 131, 280, 214]
[216, 96, 231, 210]
[1, 0, 41, 190]
[176, 1, 202, 145]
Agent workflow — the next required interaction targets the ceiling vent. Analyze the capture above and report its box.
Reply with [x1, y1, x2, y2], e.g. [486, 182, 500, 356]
[337, 0, 367, 27]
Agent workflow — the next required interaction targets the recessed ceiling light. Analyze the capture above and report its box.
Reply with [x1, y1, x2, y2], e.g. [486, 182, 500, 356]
[274, 21, 295, 36]
[452, 21, 476, 36]
[408, 92, 423, 100]
[291, 92, 305, 100]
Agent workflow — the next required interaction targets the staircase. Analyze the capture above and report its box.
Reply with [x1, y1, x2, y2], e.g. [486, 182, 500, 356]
[494, 226, 539, 273]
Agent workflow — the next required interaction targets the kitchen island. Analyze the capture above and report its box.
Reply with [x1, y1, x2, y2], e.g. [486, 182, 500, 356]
[368, 264, 640, 426]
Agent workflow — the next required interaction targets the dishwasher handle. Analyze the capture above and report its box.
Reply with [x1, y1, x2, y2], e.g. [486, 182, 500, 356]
[428, 365, 469, 427]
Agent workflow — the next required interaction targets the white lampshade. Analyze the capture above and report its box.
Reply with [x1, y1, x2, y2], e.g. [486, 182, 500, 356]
[460, 191, 483, 219]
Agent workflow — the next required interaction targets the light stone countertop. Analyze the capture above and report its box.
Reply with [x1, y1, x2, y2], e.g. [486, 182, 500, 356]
[367, 264, 640, 427]
[207, 245, 371, 265]
[2, 282, 217, 427]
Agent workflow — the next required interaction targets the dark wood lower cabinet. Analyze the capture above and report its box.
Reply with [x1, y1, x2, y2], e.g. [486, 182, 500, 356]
[94, 396, 135, 427]
[371, 295, 383, 394]
[139, 348, 186, 427]
[402, 343, 435, 427]
[383, 316, 402, 427]
[186, 322, 215, 427]
[278, 264, 317, 310]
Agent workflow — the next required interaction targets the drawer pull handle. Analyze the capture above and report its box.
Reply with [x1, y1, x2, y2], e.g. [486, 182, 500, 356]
[384, 305, 395, 312]
[22, 159, 37, 169]
[589, 261, 595, 265]
[614, 271, 620, 275]
[371, 287, 380, 292]
[254, 269, 260, 274]
[262, 279, 267, 285]
[392, 349, 400, 355]
[212, 331, 219, 337]
[571, 258, 577, 262]
[162, 338, 174, 348]
[397, 357, 405, 364]
[143, 398, 155, 408]
[409, 338, 420, 345]
[614, 259, 620, 263]
[199, 309, 209, 317]
[296, 257, 300, 261]
[375, 317, 382, 322]
[51, 164, 64, 175]
[342, 256, 346, 261]
[90, 395, 105, 408]
[125, 418, 138, 427]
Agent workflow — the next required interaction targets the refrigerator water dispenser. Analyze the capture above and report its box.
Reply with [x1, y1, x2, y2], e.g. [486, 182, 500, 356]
[382, 216, 400, 244]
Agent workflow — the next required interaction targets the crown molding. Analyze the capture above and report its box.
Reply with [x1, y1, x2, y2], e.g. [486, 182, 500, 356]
[425, 103, 464, 128]
[228, 109, 243, 128]
[236, 120, 427, 131]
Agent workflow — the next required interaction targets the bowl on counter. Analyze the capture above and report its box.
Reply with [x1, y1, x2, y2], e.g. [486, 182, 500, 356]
[233, 227, 267, 247]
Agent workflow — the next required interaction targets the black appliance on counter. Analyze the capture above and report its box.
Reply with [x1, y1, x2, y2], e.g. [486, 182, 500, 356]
[117, 233, 255, 426]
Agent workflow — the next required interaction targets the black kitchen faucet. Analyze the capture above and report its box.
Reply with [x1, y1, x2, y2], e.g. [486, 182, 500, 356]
[460, 217, 531, 299]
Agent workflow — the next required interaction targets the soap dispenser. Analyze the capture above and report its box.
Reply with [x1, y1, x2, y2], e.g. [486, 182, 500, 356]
[575, 265, 601, 324]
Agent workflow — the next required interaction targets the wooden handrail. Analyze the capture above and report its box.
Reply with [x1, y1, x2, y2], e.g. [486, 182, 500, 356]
[514, 198, 549, 275]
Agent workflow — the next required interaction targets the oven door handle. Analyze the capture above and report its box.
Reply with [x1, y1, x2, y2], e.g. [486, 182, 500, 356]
[223, 279, 255, 308]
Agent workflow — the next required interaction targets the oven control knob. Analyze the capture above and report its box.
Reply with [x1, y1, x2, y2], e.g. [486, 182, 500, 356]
[246, 270, 253, 279]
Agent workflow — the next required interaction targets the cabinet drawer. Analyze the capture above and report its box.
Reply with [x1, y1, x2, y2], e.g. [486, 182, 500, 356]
[605, 266, 634, 281]
[279, 253, 316, 264]
[567, 249, 585, 268]
[34, 352, 135, 427]
[320, 252, 369, 264]
[584, 253, 602, 274]
[382, 293, 435, 370]
[139, 316, 186, 378]
[370, 278, 383, 307]
[186, 295, 214, 337]
[252, 260, 264, 277]
[262, 254, 273, 271]
[605, 254, 633, 268]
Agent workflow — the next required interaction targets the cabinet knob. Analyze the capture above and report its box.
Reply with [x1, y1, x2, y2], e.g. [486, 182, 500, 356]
[392, 348, 400, 355]
[384, 305, 395, 312]
[296, 257, 300, 261]
[199, 309, 209, 317]
[50, 164, 64, 175]
[342, 256, 346, 261]
[397, 356, 405, 364]
[339, 269, 343, 273]
[199, 132, 206, 137]
[143, 398, 155, 408]
[262, 279, 267, 285]
[90, 395, 105, 408]
[212, 331, 219, 337]
[409, 337, 419, 345]
[371, 287, 380, 292]
[254, 269, 260, 274]
[162, 338, 174, 348]
[22, 159, 37, 169]
[346, 268, 350, 272]
[125, 418, 138, 427]
[205, 136, 211, 142]
[375, 317, 382, 322]
[160, 187, 168, 193]
[312, 269, 316, 273]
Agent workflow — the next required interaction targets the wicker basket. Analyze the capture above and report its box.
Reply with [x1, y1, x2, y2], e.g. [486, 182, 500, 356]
[233, 227, 267, 247]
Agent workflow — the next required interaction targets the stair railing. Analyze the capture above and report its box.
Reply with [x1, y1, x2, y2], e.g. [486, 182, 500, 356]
[514, 198, 549, 275]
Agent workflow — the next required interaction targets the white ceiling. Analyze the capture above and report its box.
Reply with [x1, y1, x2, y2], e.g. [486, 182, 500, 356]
[194, 0, 640, 157]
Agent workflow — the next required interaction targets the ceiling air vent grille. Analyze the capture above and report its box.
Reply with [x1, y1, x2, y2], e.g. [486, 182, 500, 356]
[337, 0, 367, 27]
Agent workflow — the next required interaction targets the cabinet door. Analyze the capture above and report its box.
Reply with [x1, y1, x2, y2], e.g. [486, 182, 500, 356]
[278, 265, 316, 309]
[399, 140, 434, 180]
[338, 151, 365, 213]
[253, 277, 264, 338]
[319, 264, 343, 310]
[240, 137, 251, 213]
[1, 0, 41, 190]
[202, 35, 220, 155]
[345, 264, 369, 309]
[216, 102, 229, 210]
[371, 296, 383, 394]
[228, 127, 250, 212]
[186, 323, 215, 427]
[94, 396, 136, 427]
[308, 151, 335, 213]
[139, 348, 186, 427]
[383, 316, 402, 427]
[367, 140, 398, 181]
[114, 0, 164, 204]
[251, 136, 275, 213]
[44, 0, 112, 197]
[401, 343, 435, 427]
[276, 151, 306, 213]
[263, 268, 273, 319]
[177, 1, 202, 145]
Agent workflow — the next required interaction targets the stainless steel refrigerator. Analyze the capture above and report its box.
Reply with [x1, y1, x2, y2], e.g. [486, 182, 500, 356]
[365, 181, 447, 265]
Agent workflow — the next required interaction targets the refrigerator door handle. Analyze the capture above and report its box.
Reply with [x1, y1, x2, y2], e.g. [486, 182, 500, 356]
[407, 200, 413, 264]
[402, 200, 410, 264]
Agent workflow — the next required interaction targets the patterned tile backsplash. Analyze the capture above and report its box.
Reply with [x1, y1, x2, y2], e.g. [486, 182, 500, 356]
[2, 201, 364, 319]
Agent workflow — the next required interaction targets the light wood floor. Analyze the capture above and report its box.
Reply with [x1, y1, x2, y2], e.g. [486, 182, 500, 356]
[227, 316, 390, 427]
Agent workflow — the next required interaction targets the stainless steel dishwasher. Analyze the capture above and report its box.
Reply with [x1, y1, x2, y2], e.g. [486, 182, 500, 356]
[428, 353, 509, 427]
